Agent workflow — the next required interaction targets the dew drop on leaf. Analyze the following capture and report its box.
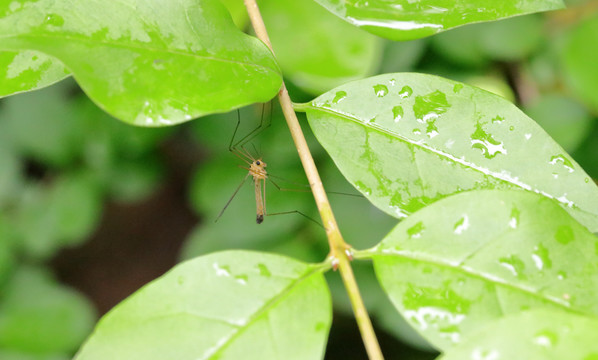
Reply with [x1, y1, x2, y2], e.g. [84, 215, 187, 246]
[533, 329, 558, 347]
[555, 225, 574, 245]
[398, 85, 413, 99]
[392, 105, 404, 122]
[407, 221, 425, 239]
[470, 122, 507, 159]
[257, 263, 271, 277]
[332, 90, 347, 104]
[373, 84, 388, 97]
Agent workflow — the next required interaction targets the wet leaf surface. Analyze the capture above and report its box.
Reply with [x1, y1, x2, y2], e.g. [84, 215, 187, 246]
[0, 50, 69, 97]
[301, 73, 598, 232]
[439, 309, 598, 360]
[0, 0, 281, 126]
[75, 251, 331, 360]
[312, 0, 563, 41]
[368, 190, 598, 349]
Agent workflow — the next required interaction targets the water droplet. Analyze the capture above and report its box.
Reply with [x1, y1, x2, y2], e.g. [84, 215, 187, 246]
[234, 274, 248, 285]
[257, 263, 271, 277]
[470, 122, 507, 158]
[534, 330, 558, 347]
[549, 155, 574, 173]
[492, 115, 504, 123]
[498, 255, 526, 278]
[557, 270, 567, 280]
[555, 225, 574, 244]
[471, 349, 500, 360]
[453, 215, 470, 234]
[373, 84, 388, 97]
[412, 129, 422, 135]
[532, 243, 552, 270]
[392, 105, 404, 122]
[398, 85, 413, 99]
[213, 263, 231, 277]
[509, 126, 515, 131]
[407, 221, 425, 239]
[509, 207, 520, 229]
[332, 90, 347, 104]
[389, 78, 396, 86]
[44, 13, 64, 26]
[452, 84, 463, 93]
[177, 276, 185, 285]
[413, 90, 449, 139]
[355, 180, 372, 196]
[524, 133, 532, 140]
[585, 177, 590, 183]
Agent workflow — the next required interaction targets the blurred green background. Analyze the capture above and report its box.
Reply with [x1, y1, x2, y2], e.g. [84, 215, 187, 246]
[0, 0, 597, 359]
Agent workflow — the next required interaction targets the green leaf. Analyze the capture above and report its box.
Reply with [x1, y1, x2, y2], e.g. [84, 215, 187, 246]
[300, 73, 598, 232]
[525, 94, 594, 153]
[0, 50, 69, 97]
[562, 14, 598, 113]
[368, 190, 598, 349]
[312, 0, 564, 41]
[439, 309, 598, 360]
[75, 251, 332, 360]
[260, 0, 381, 95]
[0, 266, 96, 354]
[431, 14, 544, 65]
[0, 0, 281, 126]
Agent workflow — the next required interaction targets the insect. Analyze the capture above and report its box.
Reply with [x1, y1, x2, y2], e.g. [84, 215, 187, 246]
[216, 104, 275, 224]
[215, 104, 357, 225]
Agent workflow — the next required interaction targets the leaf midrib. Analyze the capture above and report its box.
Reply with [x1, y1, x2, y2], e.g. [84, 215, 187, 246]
[201, 264, 326, 359]
[307, 105, 591, 214]
[372, 251, 585, 315]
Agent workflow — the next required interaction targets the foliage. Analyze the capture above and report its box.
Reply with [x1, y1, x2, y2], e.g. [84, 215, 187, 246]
[1, 0, 598, 359]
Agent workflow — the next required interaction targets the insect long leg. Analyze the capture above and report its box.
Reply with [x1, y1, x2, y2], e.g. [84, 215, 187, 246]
[266, 210, 323, 228]
[230, 101, 272, 156]
[268, 177, 363, 197]
[215, 173, 251, 223]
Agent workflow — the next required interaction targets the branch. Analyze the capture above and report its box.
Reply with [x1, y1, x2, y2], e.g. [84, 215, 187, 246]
[242, 1, 384, 359]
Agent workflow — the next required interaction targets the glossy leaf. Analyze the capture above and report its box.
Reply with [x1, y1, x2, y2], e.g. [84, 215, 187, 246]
[75, 251, 331, 360]
[439, 309, 598, 360]
[300, 73, 598, 232]
[312, 0, 564, 41]
[260, 0, 381, 95]
[0, 0, 281, 126]
[0, 50, 69, 97]
[562, 14, 598, 113]
[369, 190, 598, 349]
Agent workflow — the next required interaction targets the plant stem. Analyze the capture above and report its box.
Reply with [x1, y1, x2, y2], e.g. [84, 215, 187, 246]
[243, 1, 384, 359]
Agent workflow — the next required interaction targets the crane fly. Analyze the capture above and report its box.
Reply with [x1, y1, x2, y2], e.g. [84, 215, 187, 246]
[215, 104, 343, 226]
[216, 104, 273, 224]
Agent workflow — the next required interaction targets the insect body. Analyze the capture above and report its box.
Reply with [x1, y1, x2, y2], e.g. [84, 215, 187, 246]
[249, 159, 267, 224]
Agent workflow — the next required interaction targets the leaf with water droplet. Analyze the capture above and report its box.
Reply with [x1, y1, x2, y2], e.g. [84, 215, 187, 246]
[367, 190, 598, 349]
[298, 73, 598, 232]
[0, 50, 70, 97]
[440, 309, 598, 360]
[311, 0, 564, 41]
[0, 0, 281, 126]
[75, 251, 331, 360]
